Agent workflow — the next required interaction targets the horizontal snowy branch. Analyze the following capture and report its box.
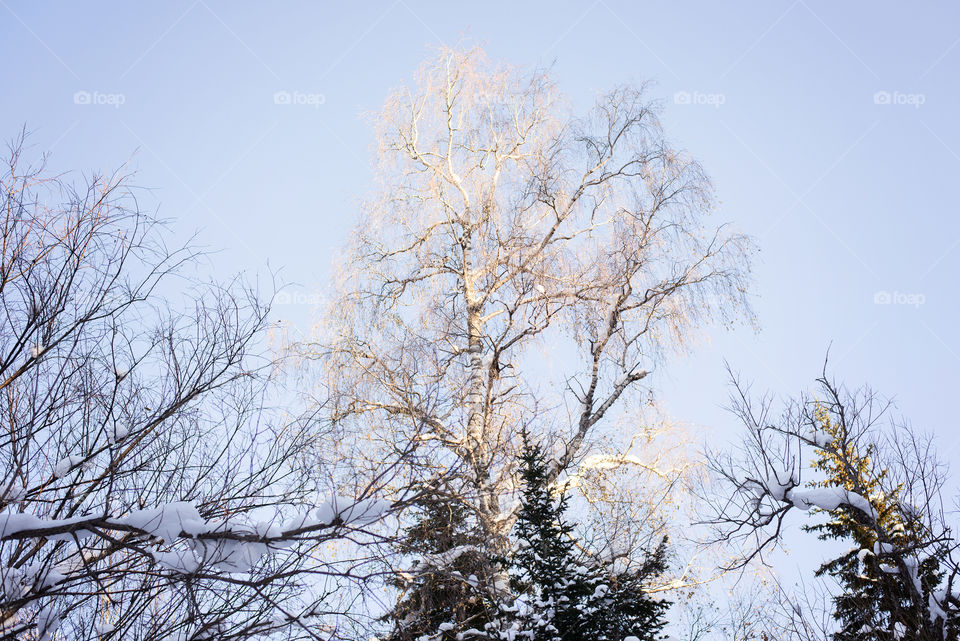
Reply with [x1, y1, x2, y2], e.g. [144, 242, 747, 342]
[0, 496, 394, 575]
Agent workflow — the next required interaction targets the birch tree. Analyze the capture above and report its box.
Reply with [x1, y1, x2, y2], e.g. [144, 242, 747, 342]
[305, 46, 752, 607]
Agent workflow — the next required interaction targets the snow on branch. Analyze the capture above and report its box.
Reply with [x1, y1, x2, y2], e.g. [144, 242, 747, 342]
[1, 495, 394, 556]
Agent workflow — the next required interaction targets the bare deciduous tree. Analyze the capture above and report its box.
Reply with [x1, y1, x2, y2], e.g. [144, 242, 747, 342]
[0, 134, 398, 641]
[301, 46, 753, 608]
[706, 367, 960, 640]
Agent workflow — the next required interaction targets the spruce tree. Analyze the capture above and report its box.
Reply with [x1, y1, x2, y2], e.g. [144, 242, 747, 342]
[501, 435, 669, 641]
[384, 486, 500, 641]
[804, 404, 957, 641]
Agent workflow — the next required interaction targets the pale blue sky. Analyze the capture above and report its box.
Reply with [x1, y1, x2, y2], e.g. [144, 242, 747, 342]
[3, 0, 959, 576]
